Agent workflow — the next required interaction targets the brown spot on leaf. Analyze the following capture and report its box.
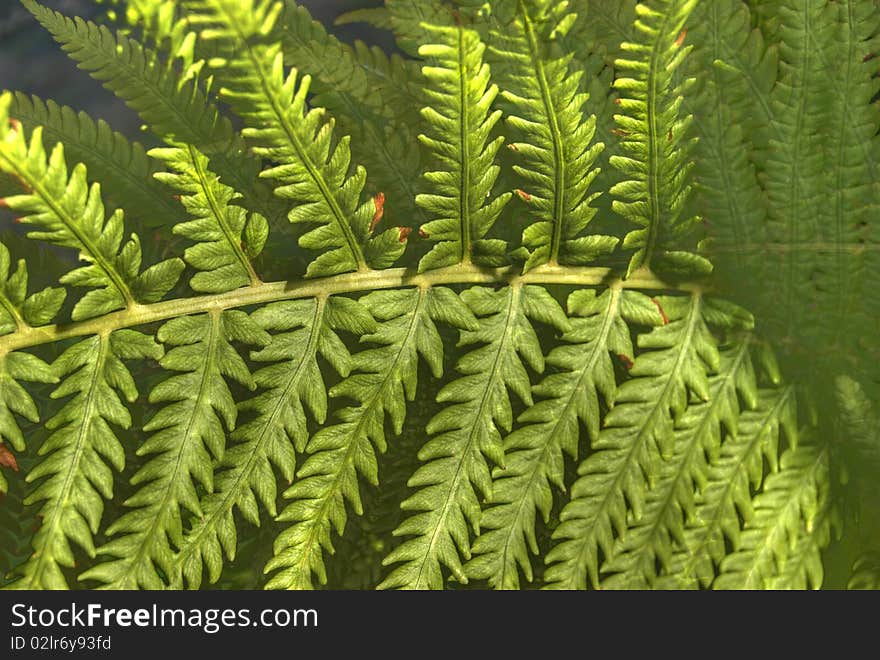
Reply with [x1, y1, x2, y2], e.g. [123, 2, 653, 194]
[508, 143, 519, 152]
[0, 444, 19, 473]
[398, 226, 412, 243]
[651, 298, 670, 325]
[618, 354, 634, 370]
[370, 192, 386, 232]
[515, 189, 532, 202]
[675, 29, 687, 47]
[418, 228, 429, 239]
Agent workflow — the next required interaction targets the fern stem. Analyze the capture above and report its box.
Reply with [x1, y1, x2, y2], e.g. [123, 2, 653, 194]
[642, 9, 677, 272]
[456, 23, 473, 266]
[0, 288, 29, 333]
[186, 145, 261, 286]
[0, 265, 702, 356]
[517, 0, 566, 266]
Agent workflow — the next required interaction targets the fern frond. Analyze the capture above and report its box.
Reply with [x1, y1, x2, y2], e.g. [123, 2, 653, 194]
[658, 383, 798, 588]
[600, 336, 756, 588]
[150, 145, 266, 292]
[183, 0, 406, 277]
[544, 294, 736, 589]
[714, 440, 831, 589]
[7, 93, 180, 229]
[466, 287, 662, 588]
[0, 240, 63, 478]
[380, 285, 568, 589]
[170, 296, 374, 588]
[686, 1, 770, 278]
[279, 2, 423, 123]
[0, 95, 184, 320]
[20, 0, 283, 226]
[487, 0, 616, 272]
[266, 287, 476, 589]
[416, 22, 512, 271]
[767, 505, 834, 589]
[10, 331, 162, 589]
[834, 376, 880, 473]
[610, 0, 712, 278]
[279, 2, 428, 229]
[722, 0, 880, 386]
[80, 311, 268, 589]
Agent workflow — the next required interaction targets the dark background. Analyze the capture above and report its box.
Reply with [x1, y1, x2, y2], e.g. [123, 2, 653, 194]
[0, 0, 385, 136]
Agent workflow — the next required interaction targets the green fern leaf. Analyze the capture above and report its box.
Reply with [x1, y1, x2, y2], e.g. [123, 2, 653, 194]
[279, 2, 428, 229]
[80, 311, 268, 589]
[714, 441, 831, 589]
[834, 376, 880, 473]
[544, 293, 727, 589]
[0, 240, 62, 484]
[170, 296, 374, 588]
[266, 287, 476, 589]
[151, 145, 265, 292]
[20, 0, 283, 227]
[601, 336, 757, 588]
[7, 93, 180, 229]
[610, 0, 712, 278]
[416, 22, 512, 271]
[465, 287, 662, 588]
[0, 96, 184, 320]
[487, 0, 616, 271]
[380, 285, 568, 589]
[657, 382, 798, 588]
[184, 0, 406, 277]
[10, 331, 161, 589]
[685, 0, 771, 282]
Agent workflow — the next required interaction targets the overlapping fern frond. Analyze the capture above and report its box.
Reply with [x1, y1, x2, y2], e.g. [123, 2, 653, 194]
[0, 0, 870, 592]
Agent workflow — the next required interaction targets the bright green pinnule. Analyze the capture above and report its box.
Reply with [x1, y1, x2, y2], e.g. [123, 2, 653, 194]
[151, 145, 268, 293]
[415, 20, 512, 272]
[8, 93, 180, 229]
[80, 311, 269, 589]
[465, 287, 663, 589]
[267, 287, 477, 589]
[657, 382, 798, 589]
[0, 94, 184, 321]
[20, 0, 284, 226]
[279, 2, 428, 230]
[169, 296, 375, 588]
[609, 0, 711, 279]
[486, 0, 617, 272]
[182, 0, 407, 277]
[379, 285, 569, 590]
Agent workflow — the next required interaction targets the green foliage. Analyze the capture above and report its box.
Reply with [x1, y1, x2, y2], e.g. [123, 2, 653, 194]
[0, 0, 875, 591]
